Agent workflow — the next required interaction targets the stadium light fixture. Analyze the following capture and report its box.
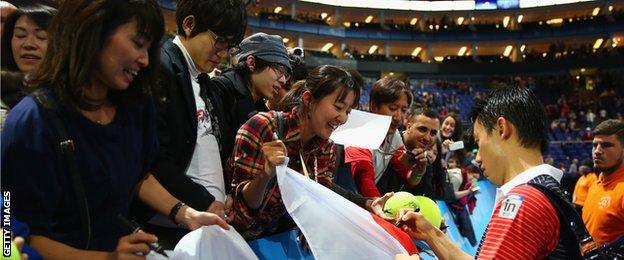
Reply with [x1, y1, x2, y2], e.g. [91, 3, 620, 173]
[365, 15, 374, 23]
[546, 18, 563, 24]
[503, 45, 513, 57]
[592, 7, 600, 16]
[412, 47, 422, 56]
[321, 12, 328, 20]
[458, 46, 467, 56]
[410, 18, 418, 25]
[503, 16, 510, 28]
[520, 44, 526, 52]
[321, 43, 334, 52]
[593, 38, 603, 49]
[457, 17, 464, 25]
[368, 45, 378, 54]
[274, 6, 283, 14]
[517, 15, 523, 23]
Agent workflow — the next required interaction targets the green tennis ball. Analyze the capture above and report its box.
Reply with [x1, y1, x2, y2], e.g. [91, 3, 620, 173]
[415, 196, 442, 228]
[8, 241, 21, 260]
[383, 191, 420, 218]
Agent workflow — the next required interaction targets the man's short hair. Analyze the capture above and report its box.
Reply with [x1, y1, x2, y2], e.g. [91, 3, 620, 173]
[470, 86, 548, 152]
[175, 0, 247, 44]
[407, 107, 438, 123]
[594, 119, 624, 144]
[369, 77, 413, 107]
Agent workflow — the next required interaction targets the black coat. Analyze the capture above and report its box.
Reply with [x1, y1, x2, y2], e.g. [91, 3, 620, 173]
[150, 41, 236, 211]
[212, 70, 269, 131]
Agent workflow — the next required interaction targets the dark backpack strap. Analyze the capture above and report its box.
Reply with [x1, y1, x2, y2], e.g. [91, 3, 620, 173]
[32, 89, 92, 249]
[528, 181, 595, 259]
[275, 111, 284, 139]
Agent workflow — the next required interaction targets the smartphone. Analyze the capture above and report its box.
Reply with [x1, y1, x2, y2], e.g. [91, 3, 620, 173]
[449, 141, 465, 151]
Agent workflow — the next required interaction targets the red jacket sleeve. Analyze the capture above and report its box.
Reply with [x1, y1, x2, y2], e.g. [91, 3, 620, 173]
[345, 147, 381, 197]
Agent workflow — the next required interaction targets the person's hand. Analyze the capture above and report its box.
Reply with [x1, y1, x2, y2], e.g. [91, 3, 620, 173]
[261, 138, 287, 178]
[179, 206, 230, 231]
[368, 192, 395, 221]
[207, 200, 227, 222]
[395, 253, 421, 260]
[13, 236, 29, 260]
[396, 208, 437, 241]
[112, 232, 158, 260]
[399, 148, 428, 170]
[442, 139, 453, 150]
[224, 194, 234, 221]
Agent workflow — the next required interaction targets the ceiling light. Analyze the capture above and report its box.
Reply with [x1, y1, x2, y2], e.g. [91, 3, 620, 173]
[434, 56, 444, 62]
[592, 7, 600, 16]
[365, 15, 374, 23]
[282, 38, 290, 43]
[503, 45, 513, 57]
[593, 38, 603, 49]
[343, 22, 351, 27]
[274, 6, 282, 14]
[321, 43, 334, 52]
[546, 18, 563, 24]
[410, 18, 418, 25]
[517, 15, 523, 23]
[520, 44, 526, 52]
[412, 47, 422, 56]
[457, 17, 464, 25]
[458, 46, 467, 56]
[503, 16, 510, 28]
[320, 12, 328, 20]
[368, 45, 378, 54]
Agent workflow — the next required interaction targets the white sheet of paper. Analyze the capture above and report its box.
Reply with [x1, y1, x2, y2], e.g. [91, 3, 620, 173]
[329, 109, 391, 149]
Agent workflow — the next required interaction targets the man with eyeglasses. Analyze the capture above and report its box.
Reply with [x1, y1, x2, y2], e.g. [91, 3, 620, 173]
[138, 0, 247, 248]
[213, 32, 292, 130]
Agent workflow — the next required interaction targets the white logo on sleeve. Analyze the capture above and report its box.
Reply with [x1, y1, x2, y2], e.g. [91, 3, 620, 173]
[498, 194, 524, 219]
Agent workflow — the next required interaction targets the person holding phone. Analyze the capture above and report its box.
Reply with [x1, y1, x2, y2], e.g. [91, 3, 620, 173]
[345, 77, 436, 198]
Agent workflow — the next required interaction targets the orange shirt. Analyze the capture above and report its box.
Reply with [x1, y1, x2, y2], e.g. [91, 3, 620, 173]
[582, 166, 624, 246]
[573, 173, 598, 206]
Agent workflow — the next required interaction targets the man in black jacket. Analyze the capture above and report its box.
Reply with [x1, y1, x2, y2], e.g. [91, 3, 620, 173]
[142, 0, 247, 247]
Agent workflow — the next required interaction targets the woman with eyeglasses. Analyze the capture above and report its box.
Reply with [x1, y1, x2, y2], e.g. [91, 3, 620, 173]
[213, 32, 292, 130]
[228, 65, 363, 240]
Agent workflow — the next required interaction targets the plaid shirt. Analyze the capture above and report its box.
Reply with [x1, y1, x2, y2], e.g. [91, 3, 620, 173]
[229, 110, 335, 239]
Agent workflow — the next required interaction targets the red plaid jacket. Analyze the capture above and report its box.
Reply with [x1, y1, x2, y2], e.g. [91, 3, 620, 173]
[228, 110, 335, 239]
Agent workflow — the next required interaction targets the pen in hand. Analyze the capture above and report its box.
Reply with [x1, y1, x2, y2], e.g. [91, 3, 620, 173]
[117, 214, 169, 258]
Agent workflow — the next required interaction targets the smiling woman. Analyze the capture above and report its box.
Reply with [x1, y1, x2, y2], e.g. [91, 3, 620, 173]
[0, 5, 56, 75]
[1, 1, 230, 259]
[228, 65, 363, 240]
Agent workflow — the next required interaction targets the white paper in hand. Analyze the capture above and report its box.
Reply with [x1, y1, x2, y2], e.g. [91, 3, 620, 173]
[329, 109, 391, 149]
[147, 226, 258, 260]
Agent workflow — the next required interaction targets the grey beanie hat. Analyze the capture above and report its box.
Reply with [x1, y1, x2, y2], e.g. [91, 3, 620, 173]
[236, 32, 292, 70]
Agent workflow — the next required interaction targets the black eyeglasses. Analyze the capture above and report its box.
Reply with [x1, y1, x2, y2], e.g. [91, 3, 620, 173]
[271, 64, 291, 81]
[207, 30, 237, 51]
